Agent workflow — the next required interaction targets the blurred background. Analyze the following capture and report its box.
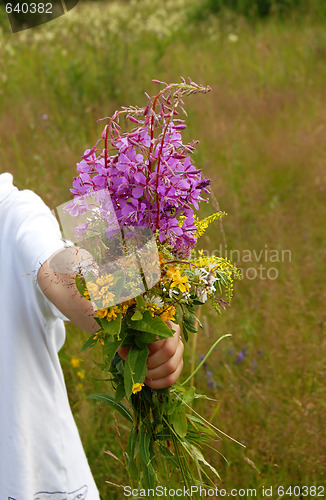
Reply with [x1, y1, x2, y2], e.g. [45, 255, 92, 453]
[1, 0, 326, 497]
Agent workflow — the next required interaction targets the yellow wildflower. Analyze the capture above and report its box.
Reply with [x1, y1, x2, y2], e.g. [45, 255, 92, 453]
[106, 306, 120, 321]
[168, 268, 189, 293]
[132, 383, 145, 394]
[77, 371, 85, 380]
[96, 308, 108, 319]
[94, 333, 105, 345]
[160, 306, 176, 322]
[70, 357, 81, 368]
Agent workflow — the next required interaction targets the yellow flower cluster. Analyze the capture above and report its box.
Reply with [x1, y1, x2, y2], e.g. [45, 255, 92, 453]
[194, 251, 240, 301]
[144, 297, 176, 322]
[160, 306, 176, 322]
[86, 274, 115, 308]
[193, 212, 226, 238]
[97, 299, 135, 321]
[93, 332, 105, 346]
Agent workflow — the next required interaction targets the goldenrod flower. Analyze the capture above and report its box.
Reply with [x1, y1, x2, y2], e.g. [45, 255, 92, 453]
[132, 383, 145, 394]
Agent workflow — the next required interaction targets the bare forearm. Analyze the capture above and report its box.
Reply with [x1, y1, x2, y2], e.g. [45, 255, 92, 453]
[38, 260, 99, 334]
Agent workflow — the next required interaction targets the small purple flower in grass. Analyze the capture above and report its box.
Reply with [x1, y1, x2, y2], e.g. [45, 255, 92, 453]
[41, 114, 48, 120]
[205, 370, 214, 390]
[199, 354, 207, 371]
[236, 347, 247, 364]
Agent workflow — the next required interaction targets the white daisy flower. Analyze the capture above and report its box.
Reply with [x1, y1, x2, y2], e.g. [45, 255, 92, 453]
[144, 294, 164, 308]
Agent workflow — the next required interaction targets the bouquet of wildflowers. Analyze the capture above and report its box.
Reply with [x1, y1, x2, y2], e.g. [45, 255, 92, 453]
[64, 79, 240, 496]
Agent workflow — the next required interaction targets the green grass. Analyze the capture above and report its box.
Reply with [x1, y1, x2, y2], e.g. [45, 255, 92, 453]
[1, 1, 326, 497]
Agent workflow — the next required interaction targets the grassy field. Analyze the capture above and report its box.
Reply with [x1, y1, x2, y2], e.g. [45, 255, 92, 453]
[1, 1, 326, 497]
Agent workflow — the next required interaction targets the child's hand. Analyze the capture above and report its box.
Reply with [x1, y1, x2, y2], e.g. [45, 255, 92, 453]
[117, 322, 184, 389]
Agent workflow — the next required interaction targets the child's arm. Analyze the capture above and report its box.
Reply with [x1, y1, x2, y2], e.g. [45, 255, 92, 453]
[37, 258, 100, 334]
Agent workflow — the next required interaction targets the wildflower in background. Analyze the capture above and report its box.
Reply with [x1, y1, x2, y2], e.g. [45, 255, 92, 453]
[206, 370, 214, 390]
[132, 383, 145, 394]
[77, 371, 85, 380]
[228, 33, 239, 43]
[70, 358, 81, 368]
[236, 347, 247, 363]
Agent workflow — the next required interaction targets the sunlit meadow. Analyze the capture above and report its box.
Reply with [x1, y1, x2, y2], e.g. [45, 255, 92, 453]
[1, 0, 326, 497]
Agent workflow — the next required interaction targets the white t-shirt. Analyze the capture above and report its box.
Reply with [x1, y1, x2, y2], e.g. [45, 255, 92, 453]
[0, 173, 101, 500]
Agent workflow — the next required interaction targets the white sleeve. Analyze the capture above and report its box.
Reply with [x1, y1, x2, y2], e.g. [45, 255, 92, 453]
[15, 190, 70, 321]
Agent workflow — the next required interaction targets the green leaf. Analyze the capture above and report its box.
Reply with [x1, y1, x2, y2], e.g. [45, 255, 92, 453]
[194, 315, 203, 329]
[139, 427, 156, 488]
[183, 386, 195, 405]
[75, 274, 87, 297]
[183, 442, 221, 480]
[86, 393, 133, 423]
[170, 408, 188, 437]
[136, 295, 146, 310]
[157, 443, 179, 467]
[183, 321, 198, 334]
[80, 333, 98, 352]
[130, 311, 174, 338]
[182, 324, 189, 342]
[124, 345, 149, 398]
[114, 380, 126, 404]
[131, 310, 143, 321]
[103, 330, 126, 366]
[100, 313, 122, 336]
[134, 336, 149, 350]
[127, 427, 139, 480]
[138, 330, 158, 344]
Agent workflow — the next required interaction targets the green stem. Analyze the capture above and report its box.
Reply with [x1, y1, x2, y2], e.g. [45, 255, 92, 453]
[181, 333, 231, 386]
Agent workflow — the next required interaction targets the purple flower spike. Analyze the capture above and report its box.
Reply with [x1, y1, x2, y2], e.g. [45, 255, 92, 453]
[67, 79, 212, 255]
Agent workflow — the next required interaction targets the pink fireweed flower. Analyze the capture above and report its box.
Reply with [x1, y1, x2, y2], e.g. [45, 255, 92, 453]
[67, 80, 212, 254]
